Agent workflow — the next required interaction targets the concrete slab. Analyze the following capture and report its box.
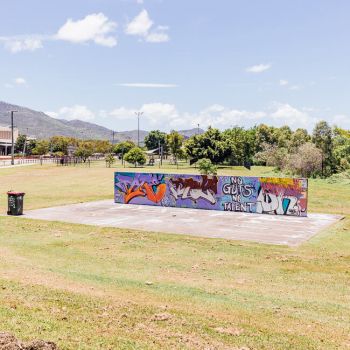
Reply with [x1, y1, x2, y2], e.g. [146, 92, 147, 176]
[21, 200, 342, 246]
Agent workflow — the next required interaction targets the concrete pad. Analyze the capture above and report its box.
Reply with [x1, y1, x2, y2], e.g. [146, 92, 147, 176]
[21, 200, 342, 246]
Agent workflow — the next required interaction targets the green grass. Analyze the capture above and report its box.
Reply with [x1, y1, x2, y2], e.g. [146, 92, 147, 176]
[0, 162, 349, 349]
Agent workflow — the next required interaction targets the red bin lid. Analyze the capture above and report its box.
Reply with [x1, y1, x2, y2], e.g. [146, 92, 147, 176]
[7, 191, 25, 196]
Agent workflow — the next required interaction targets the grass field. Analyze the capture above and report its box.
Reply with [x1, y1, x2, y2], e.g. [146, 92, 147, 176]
[0, 162, 349, 349]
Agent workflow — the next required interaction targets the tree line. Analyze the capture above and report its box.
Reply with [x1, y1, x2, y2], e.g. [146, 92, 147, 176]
[142, 122, 349, 177]
[15, 120, 349, 178]
[15, 136, 112, 161]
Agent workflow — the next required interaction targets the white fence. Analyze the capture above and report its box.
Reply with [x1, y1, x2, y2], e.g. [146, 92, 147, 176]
[0, 158, 56, 168]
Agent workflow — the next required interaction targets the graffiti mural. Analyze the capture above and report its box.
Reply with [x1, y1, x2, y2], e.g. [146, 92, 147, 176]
[114, 172, 308, 216]
[169, 176, 218, 205]
[115, 173, 166, 204]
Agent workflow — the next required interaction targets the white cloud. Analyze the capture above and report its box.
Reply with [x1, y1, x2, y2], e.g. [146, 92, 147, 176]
[4, 77, 27, 88]
[1, 13, 117, 52]
[109, 103, 178, 125]
[56, 13, 117, 47]
[106, 102, 328, 131]
[279, 79, 289, 86]
[141, 103, 177, 124]
[119, 83, 177, 88]
[1, 37, 43, 53]
[14, 77, 27, 85]
[289, 85, 301, 91]
[109, 103, 178, 127]
[45, 111, 58, 118]
[125, 10, 169, 43]
[47, 102, 346, 132]
[269, 102, 318, 129]
[46, 105, 95, 121]
[279, 79, 303, 90]
[125, 9, 153, 36]
[145, 31, 169, 43]
[109, 107, 137, 120]
[1, 10, 169, 53]
[107, 103, 267, 130]
[246, 63, 271, 73]
[331, 114, 350, 129]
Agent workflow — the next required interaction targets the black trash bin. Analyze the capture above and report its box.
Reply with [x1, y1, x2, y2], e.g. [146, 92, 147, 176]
[7, 191, 25, 216]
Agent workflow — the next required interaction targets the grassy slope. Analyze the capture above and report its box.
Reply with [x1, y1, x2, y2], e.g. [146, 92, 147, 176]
[0, 162, 349, 349]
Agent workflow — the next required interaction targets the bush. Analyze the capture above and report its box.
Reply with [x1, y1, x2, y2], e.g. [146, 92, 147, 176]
[255, 143, 288, 170]
[74, 143, 93, 162]
[326, 171, 350, 184]
[124, 147, 146, 167]
[105, 153, 116, 168]
[197, 158, 218, 175]
[286, 142, 322, 177]
[113, 141, 135, 155]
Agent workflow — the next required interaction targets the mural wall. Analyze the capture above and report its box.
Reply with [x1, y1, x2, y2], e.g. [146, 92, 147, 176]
[114, 172, 308, 216]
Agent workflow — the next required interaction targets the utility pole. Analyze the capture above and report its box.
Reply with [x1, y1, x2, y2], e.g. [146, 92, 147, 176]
[23, 127, 28, 158]
[197, 123, 200, 135]
[112, 130, 115, 145]
[22, 137, 26, 158]
[10, 110, 17, 165]
[135, 111, 143, 147]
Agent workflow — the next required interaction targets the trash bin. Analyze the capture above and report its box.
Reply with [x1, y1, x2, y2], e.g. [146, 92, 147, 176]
[7, 191, 25, 216]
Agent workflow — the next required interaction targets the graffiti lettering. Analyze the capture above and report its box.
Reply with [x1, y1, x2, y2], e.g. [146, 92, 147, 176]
[222, 176, 254, 200]
[169, 176, 218, 204]
[115, 174, 166, 204]
[256, 188, 302, 215]
[223, 201, 254, 212]
[114, 172, 308, 216]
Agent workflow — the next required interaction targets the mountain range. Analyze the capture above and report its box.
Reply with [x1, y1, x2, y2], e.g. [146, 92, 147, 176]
[0, 101, 203, 143]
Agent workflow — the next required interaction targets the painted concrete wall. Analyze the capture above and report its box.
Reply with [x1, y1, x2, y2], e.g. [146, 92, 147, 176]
[114, 172, 308, 216]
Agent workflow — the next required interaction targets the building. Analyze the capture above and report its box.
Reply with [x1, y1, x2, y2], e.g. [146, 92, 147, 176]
[0, 125, 19, 156]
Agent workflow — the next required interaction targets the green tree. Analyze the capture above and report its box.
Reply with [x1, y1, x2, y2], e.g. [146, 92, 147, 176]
[113, 141, 135, 155]
[289, 128, 311, 152]
[312, 121, 336, 176]
[26, 139, 37, 155]
[32, 140, 49, 155]
[15, 135, 37, 155]
[222, 127, 256, 166]
[273, 125, 292, 148]
[287, 142, 322, 177]
[14, 135, 27, 154]
[197, 158, 218, 175]
[144, 130, 168, 151]
[74, 141, 94, 162]
[167, 131, 184, 163]
[255, 143, 288, 170]
[49, 136, 71, 155]
[255, 124, 277, 151]
[124, 147, 146, 167]
[184, 127, 226, 164]
[92, 140, 112, 154]
[333, 127, 350, 171]
[105, 153, 116, 168]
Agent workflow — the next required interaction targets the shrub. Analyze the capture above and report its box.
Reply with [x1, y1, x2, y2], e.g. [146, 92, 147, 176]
[197, 158, 218, 175]
[105, 153, 115, 168]
[255, 143, 289, 170]
[124, 147, 146, 167]
[286, 142, 322, 177]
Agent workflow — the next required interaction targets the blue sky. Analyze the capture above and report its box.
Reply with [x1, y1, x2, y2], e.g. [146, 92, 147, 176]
[0, 0, 349, 131]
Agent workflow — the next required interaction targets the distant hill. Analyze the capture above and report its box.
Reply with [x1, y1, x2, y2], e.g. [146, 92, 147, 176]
[0, 101, 116, 140]
[178, 128, 204, 139]
[0, 101, 201, 143]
